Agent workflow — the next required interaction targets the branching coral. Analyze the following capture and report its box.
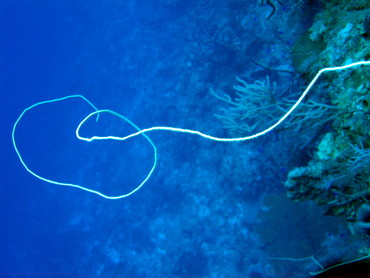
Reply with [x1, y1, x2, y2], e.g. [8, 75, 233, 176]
[211, 76, 280, 134]
[211, 75, 347, 136]
[347, 143, 370, 172]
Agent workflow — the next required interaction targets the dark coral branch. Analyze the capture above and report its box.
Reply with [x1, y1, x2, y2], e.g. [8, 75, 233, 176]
[266, 0, 276, 20]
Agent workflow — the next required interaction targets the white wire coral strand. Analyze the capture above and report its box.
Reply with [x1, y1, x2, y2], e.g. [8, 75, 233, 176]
[12, 95, 158, 200]
[78, 61, 370, 143]
[12, 61, 370, 199]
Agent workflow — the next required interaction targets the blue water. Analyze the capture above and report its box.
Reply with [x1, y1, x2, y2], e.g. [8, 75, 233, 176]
[0, 1, 360, 277]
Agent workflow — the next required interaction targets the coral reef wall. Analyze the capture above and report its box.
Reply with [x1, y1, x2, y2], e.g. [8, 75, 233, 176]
[286, 0, 370, 241]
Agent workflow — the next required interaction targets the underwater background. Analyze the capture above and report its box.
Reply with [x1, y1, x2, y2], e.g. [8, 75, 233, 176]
[1, 1, 370, 277]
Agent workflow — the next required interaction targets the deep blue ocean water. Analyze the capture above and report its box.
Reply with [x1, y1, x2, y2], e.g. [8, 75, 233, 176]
[0, 1, 363, 277]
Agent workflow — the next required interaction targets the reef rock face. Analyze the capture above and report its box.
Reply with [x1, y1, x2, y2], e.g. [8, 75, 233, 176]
[285, 0, 370, 237]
